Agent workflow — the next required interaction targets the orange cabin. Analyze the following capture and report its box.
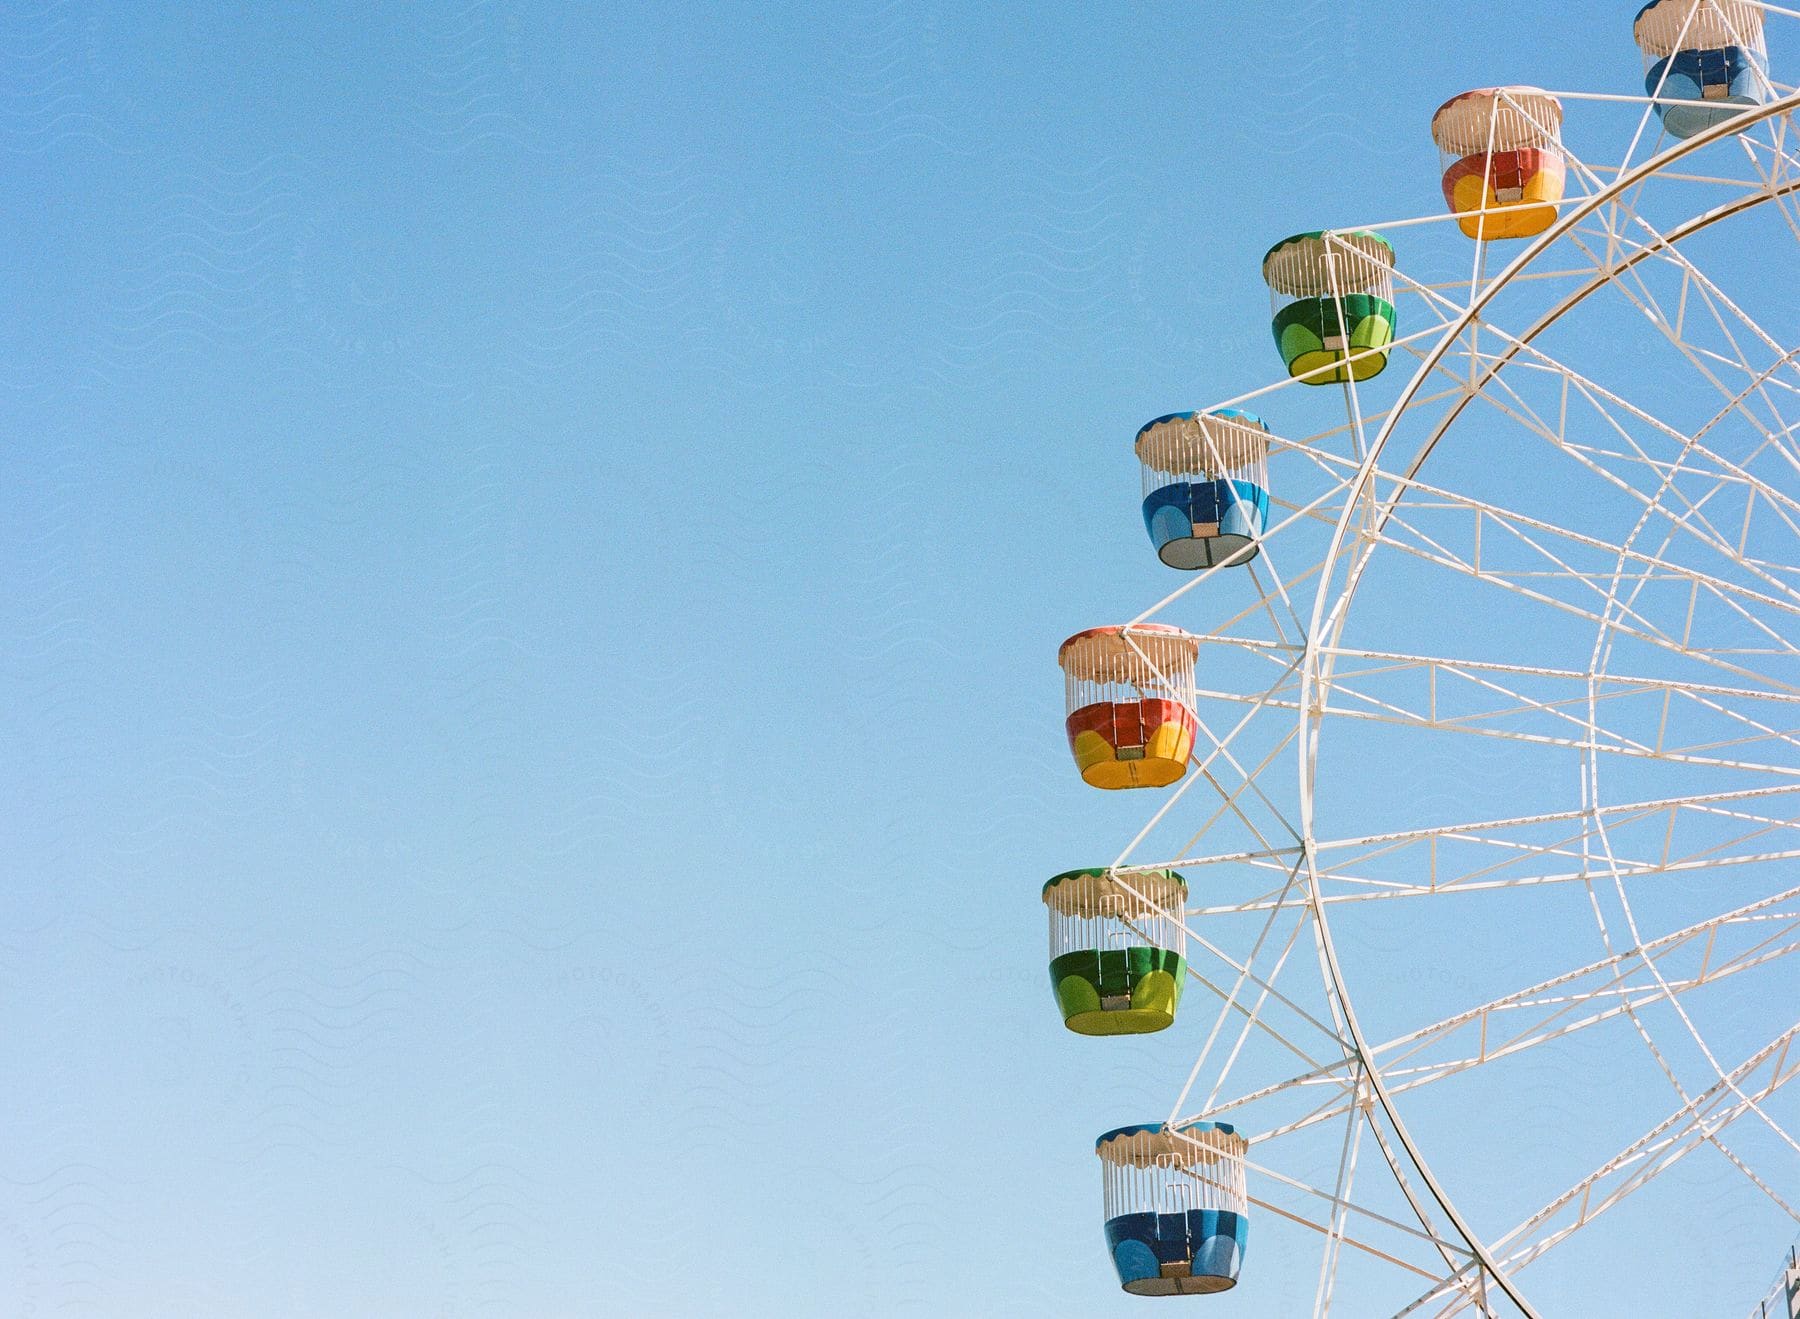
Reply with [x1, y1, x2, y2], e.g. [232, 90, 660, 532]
[1431, 88, 1566, 241]
[1066, 698, 1198, 791]
[1057, 625, 1201, 791]
[1440, 148, 1566, 240]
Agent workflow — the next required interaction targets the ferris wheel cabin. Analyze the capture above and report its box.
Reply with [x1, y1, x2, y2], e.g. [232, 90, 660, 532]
[1136, 410, 1273, 571]
[1263, 231, 1397, 385]
[1431, 87, 1568, 240]
[1044, 868, 1187, 1036]
[1098, 1123, 1251, 1296]
[1059, 625, 1201, 790]
[1635, 0, 1770, 139]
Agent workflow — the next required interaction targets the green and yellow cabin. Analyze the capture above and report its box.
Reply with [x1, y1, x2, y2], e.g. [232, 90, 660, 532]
[1044, 868, 1187, 1036]
[1431, 88, 1567, 241]
[1262, 230, 1397, 385]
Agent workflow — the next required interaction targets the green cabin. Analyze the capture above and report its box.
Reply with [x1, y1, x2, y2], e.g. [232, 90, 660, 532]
[1044, 868, 1188, 1036]
[1262, 230, 1397, 385]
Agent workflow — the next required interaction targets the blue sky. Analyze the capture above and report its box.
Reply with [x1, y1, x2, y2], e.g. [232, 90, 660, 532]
[4, 2, 1797, 1315]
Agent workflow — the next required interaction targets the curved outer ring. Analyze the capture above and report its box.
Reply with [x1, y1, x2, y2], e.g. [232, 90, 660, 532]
[1294, 91, 1800, 1315]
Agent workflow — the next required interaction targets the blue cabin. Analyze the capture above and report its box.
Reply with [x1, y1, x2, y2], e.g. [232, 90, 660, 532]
[1636, 0, 1770, 139]
[1136, 411, 1274, 572]
[1096, 1122, 1251, 1296]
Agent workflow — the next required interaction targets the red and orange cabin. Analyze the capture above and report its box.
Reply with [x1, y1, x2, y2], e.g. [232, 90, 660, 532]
[1058, 625, 1201, 791]
[1431, 88, 1567, 241]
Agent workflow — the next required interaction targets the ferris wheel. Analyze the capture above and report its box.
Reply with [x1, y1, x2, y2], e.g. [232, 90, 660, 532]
[1040, 3, 1800, 1314]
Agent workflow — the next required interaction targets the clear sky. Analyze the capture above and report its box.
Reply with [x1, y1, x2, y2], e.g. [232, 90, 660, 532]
[4, 2, 1797, 1316]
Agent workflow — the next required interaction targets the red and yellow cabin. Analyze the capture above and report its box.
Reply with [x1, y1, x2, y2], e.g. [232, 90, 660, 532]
[1431, 88, 1566, 241]
[1058, 625, 1200, 790]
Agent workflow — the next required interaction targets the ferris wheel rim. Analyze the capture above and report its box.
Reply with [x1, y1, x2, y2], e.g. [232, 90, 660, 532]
[1292, 89, 1800, 1317]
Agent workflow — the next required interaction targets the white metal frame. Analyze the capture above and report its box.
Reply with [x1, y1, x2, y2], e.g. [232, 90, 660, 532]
[1087, 24, 1800, 1313]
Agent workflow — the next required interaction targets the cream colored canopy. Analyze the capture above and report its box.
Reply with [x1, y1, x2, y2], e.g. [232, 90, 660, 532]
[1043, 868, 1187, 919]
[1096, 1123, 1249, 1170]
[1134, 410, 1271, 479]
[1431, 87, 1564, 156]
[1262, 230, 1396, 300]
[1058, 625, 1201, 687]
[1634, 0, 1764, 58]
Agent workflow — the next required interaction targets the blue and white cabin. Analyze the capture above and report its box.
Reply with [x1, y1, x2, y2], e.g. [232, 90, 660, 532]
[1096, 1122, 1250, 1296]
[1635, 0, 1770, 140]
[1136, 410, 1273, 571]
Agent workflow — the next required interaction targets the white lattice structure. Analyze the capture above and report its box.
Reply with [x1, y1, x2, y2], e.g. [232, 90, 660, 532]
[1061, 8, 1800, 1314]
